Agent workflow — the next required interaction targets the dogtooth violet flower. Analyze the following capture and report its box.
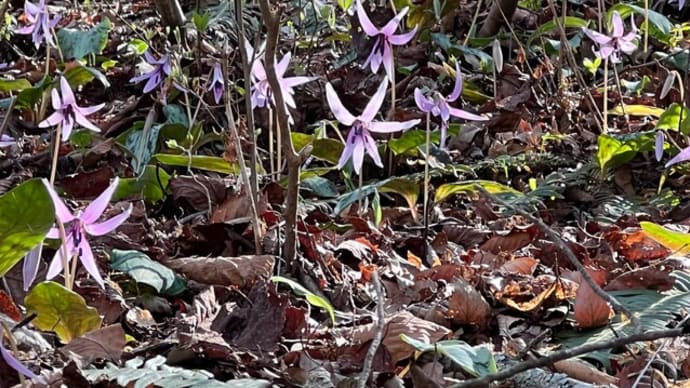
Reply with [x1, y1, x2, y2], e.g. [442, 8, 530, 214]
[41, 178, 132, 288]
[582, 11, 638, 63]
[414, 62, 488, 148]
[130, 51, 172, 94]
[326, 79, 420, 174]
[1, 342, 38, 380]
[209, 62, 224, 104]
[38, 77, 104, 142]
[15, 0, 60, 48]
[656, 131, 665, 162]
[356, 0, 417, 82]
[245, 39, 315, 123]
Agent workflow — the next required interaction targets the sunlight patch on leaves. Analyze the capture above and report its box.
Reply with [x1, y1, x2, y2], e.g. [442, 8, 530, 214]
[434, 180, 522, 203]
[640, 221, 690, 255]
[271, 276, 335, 325]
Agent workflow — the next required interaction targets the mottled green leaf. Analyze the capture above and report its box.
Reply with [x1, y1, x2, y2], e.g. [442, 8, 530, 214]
[110, 250, 186, 295]
[57, 18, 112, 60]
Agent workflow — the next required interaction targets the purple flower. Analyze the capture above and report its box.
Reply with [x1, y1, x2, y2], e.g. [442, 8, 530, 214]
[245, 40, 315, 123]
[326, 79, 420, 174]
[414, 62, 487, 148]
[130, 51, 172, 94]
[681, 0, 686, 10]
[582, 11, 638, 63]
[0, 134, 15, 148]
[38, 77, 104, 142]
[655, 131, 664, 162]
[15, 0, 60, 48]
[209, 62, 224, 104]
[356, 0, 417, 82]
[0, 342, 38, 380]
[665, 145, 690, 168]
[41, 178, 132, 288]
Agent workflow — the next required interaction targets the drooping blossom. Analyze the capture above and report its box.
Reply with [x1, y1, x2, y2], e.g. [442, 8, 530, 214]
[665, 145, 690, 168]
[130, 51, 172, 94]
[655, 131, 665, 162]
[582, 11, 638, 63]
[356, 0, 417, 81]
[15, 0, 60, 48]
[0, 342, 38, 380]
[414, 62, 487, 148]
[245, 39, 315, 123]
[41, 178, 132, 288]
[0, 134, 15, 148]
[326, 79, 420, 174]
[38, 77, 104, 142]
[209, 62, 224, 104]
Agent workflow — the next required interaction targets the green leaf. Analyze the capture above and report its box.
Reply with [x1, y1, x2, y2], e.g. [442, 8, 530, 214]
[379, 178, 419, 213]
[118, 122, 161, 175]
[153, 154, 240, 174]
[435, 180, 522, 203]
[0, 78, 31, 93]
[271, 276, 335, 325]
[0, 179, 54, 277]
[389, 130, 431, 155]
[302, 177, 339, 198]
[162, 104, 189, 127]
[64, 65, 110, 89]
[595, 132, 656, 174]
[608, 104, 664, 117]
[401, 335, 497, 377]
[641, 221, 690, 255]
[113, 165, 170, 203]
[608, 3, 671, 36]
[110, 250, 186, 295]
[57, 18, 112, 60]
[291, 132, 314, 153]
[657, 103, 690, 135]
[24, 281, 102, 342]
[311, 138, 344, 165]
[527, 16, 588, 46]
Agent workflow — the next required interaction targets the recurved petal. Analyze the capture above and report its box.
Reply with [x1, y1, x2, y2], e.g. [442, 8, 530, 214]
[23, 245, 42, 291]
[414, 88, 434, 112]
[388, 25, 417, 45]
[361, 78, 389, 122]
[0, 343, 38, 380]
[582, 28, 613, 46]
[356, 0, 379, 36]
[77, 102, 105, 116]
[81, 177, 120, 224]
[598, 44, 615, 60]
[46, 236, 73, 280]
[337, 130, 357, 169]
[656, 131, 665, 162]
[142, 72, 162, 93]
[610, 11, 624, 38]
[276, 52, 291, 78]
[78, 237, 105, 288]
[381, 43, 395, 82]
[381, 6, 409, 36]
[448, 62, 464, 101]
[448, 106, 488, 121]
[38, 111, 63, 128]
[666, 145, 690, 168]
[618, 39, 637, 55]
[325, 83, 356, 125]
[370, 119, 420, 133]
[282, 76, 316, 88]
[59, 77, 76, 106]
[41, 179, 76, 223]
[74, 111, 102, 133]
[363, 133, 382, 168]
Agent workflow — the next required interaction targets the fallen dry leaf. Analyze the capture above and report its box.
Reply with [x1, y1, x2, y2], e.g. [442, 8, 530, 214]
[60, 324, 126, 364]
[164, 255, 275, 287]
[447, 279, 492, 329]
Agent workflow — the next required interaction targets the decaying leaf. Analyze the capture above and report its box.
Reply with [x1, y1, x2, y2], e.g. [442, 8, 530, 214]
[447, 279, 492, 328]
[164, 255, 275, 287]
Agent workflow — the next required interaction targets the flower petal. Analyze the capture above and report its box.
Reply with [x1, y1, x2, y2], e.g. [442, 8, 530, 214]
[381, 6, 409, 36]
[388, 25, 417, 45]
[656, 131, 664, 162]
[77, 103, 104, 116]
[23, 245, 42, 291]
[337, 130, 357, 169]
[666, 146, 690, 168]
[582, 28, 613, 46]
[414, 88, 434, 112]
[276, 52, 291, 78]
[86, 204, 132, 236]
[598, 44, 615, 60]
[447, 106, 488, 121]
[381, 43, 395, 82]
[351, 135, 365, 175]
[610, 11, 624, 38]
[325, 83, 356, 125]
[78, 236, 104, 288]
[618, 39, 637, 55]
[50, 87, 62, 110]
[74, 111, 102, 133]
[361, 78, 388, 122]
[363, 133, 382, 168]
[81, 177, 119, 224]
[0, 343, 38, 380]
[369, 119, 420, 133]
[59, 77, 75, 106]
[41, 179, 76, 223]
[356, 0, 379, 36]
[46, 235, 73, 280]
[282, 76, 316, 88]
[37, 111, 63, 128]
[448, 62, 464, 101]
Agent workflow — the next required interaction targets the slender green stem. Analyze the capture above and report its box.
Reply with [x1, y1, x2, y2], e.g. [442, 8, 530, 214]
[603, 58, 609, 133]
[48, 123, 73, 289]
[423, 112, 431, 229]
[611, 64, 630, 131]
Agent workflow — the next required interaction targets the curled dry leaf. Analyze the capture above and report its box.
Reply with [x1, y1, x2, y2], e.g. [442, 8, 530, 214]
[480, 224, 539, 254]
[492, 274, 578, 313]
[447, 279, 492, 329]
[164, 255, 275, 287]
[60, 324, 126, 365]
[329, 310, 450, 364]
[499, 256, 538, 275]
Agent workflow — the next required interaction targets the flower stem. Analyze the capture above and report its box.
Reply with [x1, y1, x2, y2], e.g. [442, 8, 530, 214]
[423, 112, 431, 231]
[386, 73, 397, 176]
[602, 58, 609, 134]
[56, 218, 71, 290]
[49, 124, 62, 185]
[358, 171, 364, 213]
[268, 107, 275, 176]
[277, 110, 283, 179]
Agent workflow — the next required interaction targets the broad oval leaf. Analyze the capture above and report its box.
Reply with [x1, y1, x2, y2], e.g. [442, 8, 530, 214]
[57, 18, 112, 60]
[153, 154, 240, 174]
[435, 180, 522, 203]
[0, 179, 54, 277]
[25, 281, 102, 343]
[110, 250, 186, 295]
[527, 16, 588, 46]
[113, 165, 171, 203]
[0, 78, 31, 93]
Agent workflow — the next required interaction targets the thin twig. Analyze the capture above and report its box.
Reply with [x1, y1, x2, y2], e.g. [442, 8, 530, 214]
[450, 326, 688, 388]
[358, 272, 385, 388]
[477, 186, 640, 331]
